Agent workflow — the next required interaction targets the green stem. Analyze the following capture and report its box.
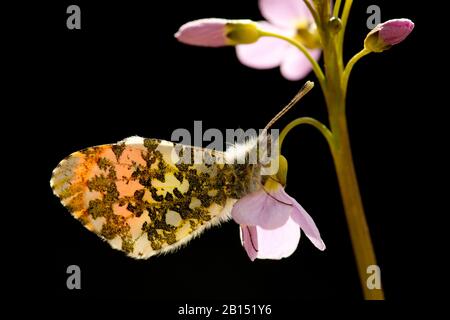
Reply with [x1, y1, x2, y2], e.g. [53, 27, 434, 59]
[322, 34, 384, 299]
[303, 0, 320, 24]
[260, 30, 326, 88]
[342, 48, 370, 93]
[328, 109, 384, 300]
[338, 0, 353, 51]
[333, 0, 343, 17]
[279, 117, 334, 152]
[321, 1, 383, 298]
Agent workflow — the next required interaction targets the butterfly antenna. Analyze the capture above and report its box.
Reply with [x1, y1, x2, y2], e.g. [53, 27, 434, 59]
[263, 81, 314, 130]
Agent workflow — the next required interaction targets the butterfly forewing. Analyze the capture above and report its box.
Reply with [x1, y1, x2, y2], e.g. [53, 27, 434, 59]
[51, 136, 260, 259]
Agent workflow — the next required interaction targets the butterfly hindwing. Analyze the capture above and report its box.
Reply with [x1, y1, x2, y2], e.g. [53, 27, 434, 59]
[51, 136, 260, 259]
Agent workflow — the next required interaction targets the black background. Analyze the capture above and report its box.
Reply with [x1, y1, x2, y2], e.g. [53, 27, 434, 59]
[5, 0, 439, 312]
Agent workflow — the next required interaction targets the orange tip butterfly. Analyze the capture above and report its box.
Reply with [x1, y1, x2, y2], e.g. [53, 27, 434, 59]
[50, 81, 314, 259]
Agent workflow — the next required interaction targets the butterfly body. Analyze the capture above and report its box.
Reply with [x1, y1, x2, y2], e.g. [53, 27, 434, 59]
[51, 136, 262, 259]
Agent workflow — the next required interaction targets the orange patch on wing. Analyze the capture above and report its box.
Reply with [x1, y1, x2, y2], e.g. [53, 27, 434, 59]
[120, 147, 147, 166]
[112, 203, 133, 218]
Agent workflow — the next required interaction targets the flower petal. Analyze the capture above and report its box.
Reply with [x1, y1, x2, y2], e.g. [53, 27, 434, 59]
[378, 19, 414, 45]
[231, 190, 266, 224]
[231, 189, 291, 229]
[235, 22, 289, 69]
[280, 46, 321, 81]
[287, 195, 326, 251]
[176, 18, 238, 47]
[236, 38, 288, 69]
[259, 0, 313, 28]
[175, 18, 229, 47]
[254, 217, 301, 260]
[240, 225, 258, 261]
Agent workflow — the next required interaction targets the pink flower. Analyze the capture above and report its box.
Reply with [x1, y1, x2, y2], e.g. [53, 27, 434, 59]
[174, 0, 322, 81]
[236, 0, 322, 81]
[232, 180, 325, 261]
[175, 18, 261, 47]
[364, 19, 414, 52]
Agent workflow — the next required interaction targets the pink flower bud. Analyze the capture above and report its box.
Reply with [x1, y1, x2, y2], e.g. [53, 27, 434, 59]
[364, 19, 414, 52]
[175, 18, 260, 47]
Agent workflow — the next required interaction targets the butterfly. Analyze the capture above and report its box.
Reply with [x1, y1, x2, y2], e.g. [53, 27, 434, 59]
[50, 81, 314, 259]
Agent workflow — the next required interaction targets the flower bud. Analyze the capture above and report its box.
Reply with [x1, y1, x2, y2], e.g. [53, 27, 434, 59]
[328, 17, 342, 34]
[175, 18, 261, 47]
[364, 19, 414, 53]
